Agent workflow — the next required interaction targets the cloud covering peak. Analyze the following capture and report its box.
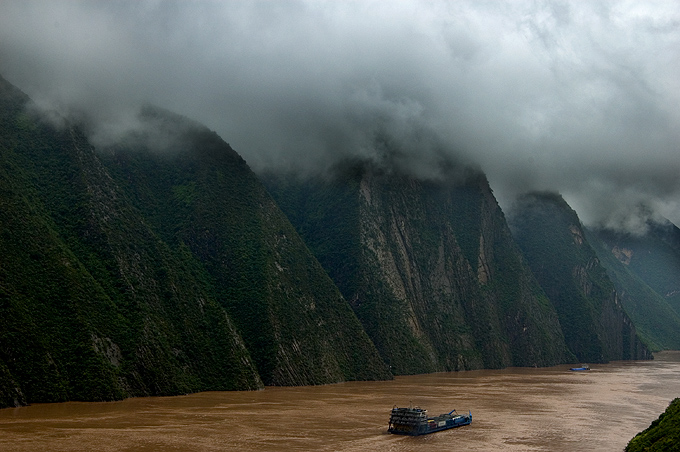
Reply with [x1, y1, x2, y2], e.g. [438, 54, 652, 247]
[1, 0, 679, 229]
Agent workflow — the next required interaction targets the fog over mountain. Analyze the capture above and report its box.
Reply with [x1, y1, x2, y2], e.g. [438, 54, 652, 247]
[1, 0, 679, 231]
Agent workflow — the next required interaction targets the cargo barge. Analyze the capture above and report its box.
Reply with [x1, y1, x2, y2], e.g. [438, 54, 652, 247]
[388, 406, 472, 436]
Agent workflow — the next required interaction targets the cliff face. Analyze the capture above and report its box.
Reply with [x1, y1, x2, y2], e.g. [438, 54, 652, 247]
[265, 161, 574, 374]
[0, 75, 390, 408]
[2, 69, 659, 408]
[586, 227, 680, 351]
[509, 192, 651, 362]
[0, 76, 263, 407]
[592, 222, 680, 317]
[100, 108, 391, 386]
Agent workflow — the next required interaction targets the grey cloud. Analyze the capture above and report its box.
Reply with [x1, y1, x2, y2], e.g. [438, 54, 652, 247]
[1, 0, 679, 229]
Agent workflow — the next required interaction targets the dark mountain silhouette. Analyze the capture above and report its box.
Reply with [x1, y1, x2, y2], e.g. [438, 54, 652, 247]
[508, 192, 651, 362]
[0, 75, 389, 408]
[1, 73, 664, 408]
[264, 160, 575, 374]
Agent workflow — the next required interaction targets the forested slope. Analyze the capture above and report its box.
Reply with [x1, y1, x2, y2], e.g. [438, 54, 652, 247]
[0, 74, 390, 408]
[509, 192, 651, 362]
[626, 398, 680, 452]
[264, 160, 574, 375]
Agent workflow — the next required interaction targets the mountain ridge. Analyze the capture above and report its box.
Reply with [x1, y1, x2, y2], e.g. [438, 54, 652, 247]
[0, 74, 390, 408]
[1, 72, 668, 408]
[508, 192, 651, 362]
[264, 159, 576, 374]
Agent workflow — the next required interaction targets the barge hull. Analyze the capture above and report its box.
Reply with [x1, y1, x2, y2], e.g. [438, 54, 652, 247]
[388, 407, 472, 436]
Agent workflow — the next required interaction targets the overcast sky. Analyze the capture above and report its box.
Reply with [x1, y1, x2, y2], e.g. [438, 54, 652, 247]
[1, 0, 679, 231]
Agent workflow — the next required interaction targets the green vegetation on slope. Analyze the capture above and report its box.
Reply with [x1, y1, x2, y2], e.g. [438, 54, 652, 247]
[260, 162, 363, 303]
[265, 159, 573, 375]
[1, 75, 263, 407]
[509, 192, 650, 363]
[98, 107, 391, 386]
[586, 228, 680, 351]
[0, 74, 390, 407]
[626, 398, 680, 452]
[594, 223, 680, 321]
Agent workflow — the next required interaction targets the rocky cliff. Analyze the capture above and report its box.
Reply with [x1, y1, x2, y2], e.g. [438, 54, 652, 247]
[0, 75, 390, 408]
[99, 107, 391, 386]
[264, 160, 574, 374]
[1, 69, 659, 408]
[0, 75, 263, 406]
[592, 221, 680, 318]
[586, 226, 680, 351]
[508, 192, 651, 362]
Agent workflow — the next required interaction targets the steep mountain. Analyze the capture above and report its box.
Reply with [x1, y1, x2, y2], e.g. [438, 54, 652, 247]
[591, 222, 680, 319]
[263, 159, 575, 375]
[0, 74, 389, 408]
[0, 74, 262, 407]
[508, 192, 651, 362]
[586, 227, 680, 351]
[98, 107, 391, 386]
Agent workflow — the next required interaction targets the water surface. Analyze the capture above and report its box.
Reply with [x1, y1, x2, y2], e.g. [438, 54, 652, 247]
[2, 352, 679, 451]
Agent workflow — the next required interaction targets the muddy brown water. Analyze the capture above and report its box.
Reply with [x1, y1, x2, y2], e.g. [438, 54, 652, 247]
[2, 351, 680, 451]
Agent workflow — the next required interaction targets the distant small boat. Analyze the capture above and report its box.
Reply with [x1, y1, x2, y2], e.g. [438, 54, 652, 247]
[388, 405, 472, 436]
[570, 365, 590, 371]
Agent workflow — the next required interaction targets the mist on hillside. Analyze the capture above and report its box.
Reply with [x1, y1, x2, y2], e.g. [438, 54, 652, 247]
[1, 0, 679, 231]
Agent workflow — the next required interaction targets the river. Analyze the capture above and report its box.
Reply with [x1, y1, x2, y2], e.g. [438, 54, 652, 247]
[1, 351, 679, 451]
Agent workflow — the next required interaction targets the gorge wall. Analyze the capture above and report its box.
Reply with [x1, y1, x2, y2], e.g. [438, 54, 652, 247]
[508, 192, 651, 362]
[0, 75, 390, 408]
[264, 161, 575, 374]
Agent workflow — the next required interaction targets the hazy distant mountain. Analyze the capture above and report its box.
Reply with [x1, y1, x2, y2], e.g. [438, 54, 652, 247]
[508, 192, 651, 362]
[0, 74, 389, 408]
[592, 221, 680, 317]
[585, 225, 680, 351]
[264, 160, 575, 374]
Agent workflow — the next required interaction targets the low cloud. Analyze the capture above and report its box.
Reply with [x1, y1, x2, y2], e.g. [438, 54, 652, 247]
[1, 0, 679, 229]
